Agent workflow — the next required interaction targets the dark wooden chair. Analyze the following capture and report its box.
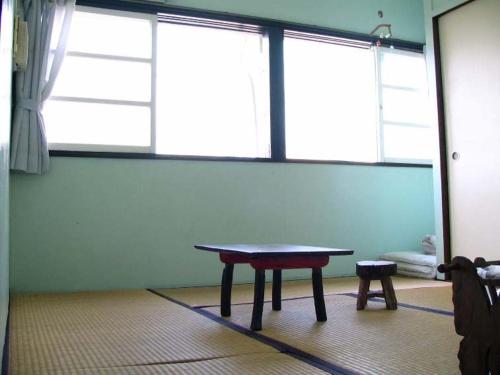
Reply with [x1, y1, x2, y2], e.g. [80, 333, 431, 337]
[356, 260, 398, 310]
[438, 256, 500, 375]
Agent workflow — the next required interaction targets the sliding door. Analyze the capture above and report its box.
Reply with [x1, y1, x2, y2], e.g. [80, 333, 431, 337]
[439, 0, 500, 260]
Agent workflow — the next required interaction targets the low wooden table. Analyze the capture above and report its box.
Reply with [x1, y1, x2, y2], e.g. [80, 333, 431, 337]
[195, 244, 353, 330]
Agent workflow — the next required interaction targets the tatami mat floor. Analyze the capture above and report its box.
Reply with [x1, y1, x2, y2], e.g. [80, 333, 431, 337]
[201, 293, 459, 375]
[8, 277, 457, 375]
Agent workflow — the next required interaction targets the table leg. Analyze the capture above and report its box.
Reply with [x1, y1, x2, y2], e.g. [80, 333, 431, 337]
[251, 269, 266, 331]
[272, 269, 282, 311]
[221, 263, 234, 317]
[312, 267, 327, 322]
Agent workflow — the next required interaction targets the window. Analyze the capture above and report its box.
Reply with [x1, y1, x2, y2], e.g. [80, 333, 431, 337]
[284, 32, 378, 162]
[377, 48, 432, 163]
[283, 32, 432, 164]
[44, 8, 155, 152]
[155, 17, 270, 158]
[45, 5, 431, 165]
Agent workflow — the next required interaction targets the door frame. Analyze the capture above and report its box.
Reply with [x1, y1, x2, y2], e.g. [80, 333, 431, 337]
[431, 0, 476, 269]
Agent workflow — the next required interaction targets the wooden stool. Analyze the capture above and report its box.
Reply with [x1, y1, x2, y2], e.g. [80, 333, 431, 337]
[356, 260, 398, 310]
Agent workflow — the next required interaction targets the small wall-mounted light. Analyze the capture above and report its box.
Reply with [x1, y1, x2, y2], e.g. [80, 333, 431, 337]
[369, 23, 392, 39]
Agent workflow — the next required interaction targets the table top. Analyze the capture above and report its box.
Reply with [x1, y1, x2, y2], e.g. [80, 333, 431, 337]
[194, 244, 353, 257]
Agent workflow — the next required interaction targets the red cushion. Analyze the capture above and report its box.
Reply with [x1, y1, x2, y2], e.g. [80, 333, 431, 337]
[250, 255, 329, 270]
[220, 252, 329, 270]
[219, 252, 252, 264]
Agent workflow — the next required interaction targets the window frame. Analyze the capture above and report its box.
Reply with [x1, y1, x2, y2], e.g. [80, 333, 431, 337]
[46, 0, 430, 168]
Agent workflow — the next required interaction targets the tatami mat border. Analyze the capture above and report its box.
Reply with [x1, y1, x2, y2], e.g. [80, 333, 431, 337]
[193, 294, 315, 309]
[192, 291, 454, 318]
[147, 289, 357, 375]
[341, 293, 454, 316]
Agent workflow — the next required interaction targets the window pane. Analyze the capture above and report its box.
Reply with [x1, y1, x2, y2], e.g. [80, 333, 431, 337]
[284, 37, 378, 162]
[52, 56, 151, 101]
[44, 101, 150, 146]
[381, 51, 427, 89]
[382, 87, 429, 125]
[384, 125, 433, 161]
[66, 10, 151, 58]
[156, 23, 270, 158]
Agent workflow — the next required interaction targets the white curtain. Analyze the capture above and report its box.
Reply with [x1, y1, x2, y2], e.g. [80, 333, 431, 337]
[11, 0, 75, 174]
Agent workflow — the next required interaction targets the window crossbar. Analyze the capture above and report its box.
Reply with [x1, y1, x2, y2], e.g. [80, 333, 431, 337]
[284, 30, 372, 49]
[383, 121, 431, 129]
[157, 13, 264, 34]
[49, 96, 151, 107]
[65, 51, 152, 63]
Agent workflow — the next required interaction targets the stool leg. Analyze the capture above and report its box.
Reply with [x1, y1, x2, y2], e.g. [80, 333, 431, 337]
[381, 277, 398, 310]
[272, 269, 282, 311]
[221, 263, 234, 317]
[357, 278, 371, 310]
[251, 269, 266, 331]
[312, 267, 327, 321]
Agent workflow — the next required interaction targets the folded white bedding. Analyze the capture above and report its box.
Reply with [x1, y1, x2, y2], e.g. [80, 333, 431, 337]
[396, 262, 436, 274]
[379, 251, 437, 279]
[397, 268, 437, 279]
[396, 262, 437, 279]
[379, 251, 437, 267]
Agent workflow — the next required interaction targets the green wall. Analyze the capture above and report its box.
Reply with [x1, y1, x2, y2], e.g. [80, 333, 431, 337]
[9, 0, 433, 293]
[0, 0, 14, 369]
[164, 0, 425, 43]
[10, 159, 434, 292]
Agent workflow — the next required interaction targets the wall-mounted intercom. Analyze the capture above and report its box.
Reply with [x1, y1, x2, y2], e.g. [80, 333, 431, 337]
[13, 15, 28, 71]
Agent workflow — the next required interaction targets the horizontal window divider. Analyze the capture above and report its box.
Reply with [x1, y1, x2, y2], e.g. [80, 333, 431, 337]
[49, 150, 432, 168]
[383, 121, 431, 129]
[285, 158, 432, 168]
[66, 51, 152, 63]
[381, 84, 424, 92]
[48, 96, 152, 107]
[78, 4, 157, 20]
[49, 144, 153, 153]
[76, 0, 424, 52]
[384, 157, 433, 165]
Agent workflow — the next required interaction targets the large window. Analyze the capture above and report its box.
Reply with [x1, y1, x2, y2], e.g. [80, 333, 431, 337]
[44, 5, 432, 165]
